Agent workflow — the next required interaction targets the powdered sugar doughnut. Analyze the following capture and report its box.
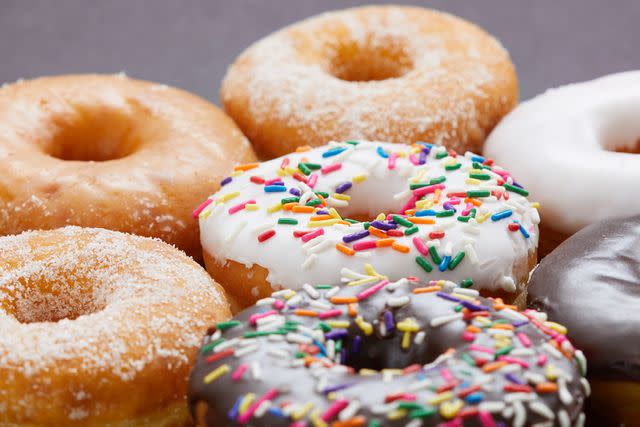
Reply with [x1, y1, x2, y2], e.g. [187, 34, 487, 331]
[197, 141, 539, 310]
[221, 5, 518, 158]
[0, 227, 230, 426]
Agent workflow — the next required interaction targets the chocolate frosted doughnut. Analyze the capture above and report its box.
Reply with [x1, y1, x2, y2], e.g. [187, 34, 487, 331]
[528, 215, 640, 426]
[189, 274, 588, 426]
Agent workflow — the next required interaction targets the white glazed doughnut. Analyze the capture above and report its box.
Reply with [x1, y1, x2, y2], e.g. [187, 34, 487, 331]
[197, 141, 539, 309]
[484, 71, 640, 254]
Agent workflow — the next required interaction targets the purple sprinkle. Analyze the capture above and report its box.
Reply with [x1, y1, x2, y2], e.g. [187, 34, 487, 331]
[384, 310, 395, 334]
[437, 292, 462, 303]
[461, 301, 490, 312]
[220, 176, 232, 186]
[418, 150, 428, 164]
[335, 182, 352, 193]
[512, 181, 524, 189]
[340, 348, 347, 364]
[352, 335, 362, 354]
[343, 230, 370, 243]
[323, 382, 355, 394]
[505, 373, 525, 384]
[289, 188, 301, 196]
[316, 209, 329, 215]
[442, 202, 456, 211]
[513, 320, 529, 328]
[325, 329, 349, 340]
[370, 220, 397, 231]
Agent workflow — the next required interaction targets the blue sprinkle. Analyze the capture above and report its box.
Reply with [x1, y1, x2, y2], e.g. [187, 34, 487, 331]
[417, 142, 434, 149]
[264, 185, 287, 193]
[268, 406, 286, 418]
[376, 146, 389, 158]
[227, 395, 243, 420]
[343, 230, 370, 243]
[491, 209, 513, 221]
[415, 209, 436, 217]
[322, 147, 348, 158]
[439, 255, 451, 271]
[471, 155, 485, 163]
[312, 337, 327, 356]
[220, 176, 232, 186]
[335, 182, 352, 193]
[465, 392, 484, 404]
[519, 223, 530, 238]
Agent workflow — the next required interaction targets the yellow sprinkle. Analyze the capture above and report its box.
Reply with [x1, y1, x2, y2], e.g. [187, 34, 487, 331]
[199, 208, 213, 220]
[470, 168, 485, 174]
[267, 203, 283, 214]
[387, 409, 407, 420]
[401, 331, 411, 349]
[531, 202, 541, 209]
[355, 316, 373, 336]
[397, 318, 420, 333]
[231, 170, 244, 177]
[239, 393, 256, 413]
[544, 321, 568, 335]
[284, 167, 298, 175]
[428, 391, 453, 405]
[292, 401, 315, 420]
[440, 399, 464, 419]
[309, 409, 328, 427]
[283, 290, 297, 300]
[276, 169, 287, 177]
[360, 368, 377, 376]
[442, 158, 456, 166]
[465, 178, 481, 185]
[326, 320, 350, 328]
[328, 208, 342, 219]
[203, 364, 230, 384]
[396, 151, 407, 158]
[375, 213, 386, 221]
[545, 364, 558, 380]
[416, 199, 433, 209]
[332, 193, 351, 202]
[364, 263, 384, 278]
[352, 174, 368, 183]
[219, 192, 240, 202]
[450, 292, 475, 302]
[382, 369, 403, 376]
[347, 276, 380, 287]
[307, 219, 341, 227]
[245, 203, 259, 211]
[475, 317, 491, 326]
[476, 212, 491, 223]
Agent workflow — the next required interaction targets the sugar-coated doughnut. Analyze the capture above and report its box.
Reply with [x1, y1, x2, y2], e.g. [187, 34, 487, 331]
[0, 226, 230, 426]
[197, 141, 539, 310]
[484, 71, 640, 256]
[528, 215, 640, 426]
[221, 6, 518, 158]
[0, 74, 256, 259]
[189, 275, 589, 426]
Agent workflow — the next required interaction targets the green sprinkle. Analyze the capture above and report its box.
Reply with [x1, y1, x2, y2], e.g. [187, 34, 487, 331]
[460, 278, 474, 288]
[436, 209, 455, 217]
[409, 407, 437, 419]
[314, 191, 329, 198]
[335, 340, 342, 353]
[457, 216, 471, 223]
[278, 218, 298, 225]
[469, 173, 491, 180]
[295, 351, 307, 358]
[495, 345, 514, 357]
[304, 162, 322, 170]
[201, 338, 224, 354]
[280, 197, 300, 204]
[346, 140, 360, 145]
[415, 256, 433, 272]
[317, 322, 332, 332]
[344, 218, 359, 224]
[454, 305, 464, 312]
[306, 198, 322, 207]
[243, 330, 287, 338]
[472, 162, 491, 170]
[392, 215, 413, 228]
[368, 420, 381, 427]
[503, 183, 529, 196]
[315, 284, 333, 289]
[410, 183, 430, 190]
[466, 190, 491, 198]
[448, 251, 465, 270]
[435, 151, 449, 160]
[404, 226, 419, 236]
[429, 246, 442, 265]
[429, 176, 447, 185]
[445, 163, 462, 171]
[461, 352, 476, 367]
[363, 222, 371, 229]
[469, 208, 477, 218]
[398, 402, 424, 410]
[298, 163, 311, 175]
[215, 320, 241, 331]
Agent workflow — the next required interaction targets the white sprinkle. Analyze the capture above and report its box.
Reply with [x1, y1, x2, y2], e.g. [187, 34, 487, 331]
[580, 378, 591, 397]
[388, 296, 411, 308]
[210, 330, 222, 342]
[500, 308, 528, 322]
[285, 294, 303, 307]
[499, 275, 516, 292]
[234, 344, 259, 358]
[251, 361, 262, 381]
[505, 393, 537, 403]
[414, 331, 426, 345]
[512, 401, 526, 427]
[523, 372, 545, 384]
[287, 333, 313, 345]
[532, 423, 553, 427]
[309, 300, 332, 311]
[267, 334, 285, 342]
[214, 338, 240, 353]
[575, 412, 585, 427]
[558, 410, 570, 427]
[255, 400, 272, 417]
[268, 348, 289, 358]
[407, 378, 432, 392]
[443, 242, 453, 256]
[326, 340, 335, 360]
[542, 343, 563, 359]
[224, 219, 247, 243]
[430, 313, 463, 328]
[327, 197, 349, 207]
[386, 278, 408, 292]
[479, 402, 505, 413]
[487, 328, 514, 337]
[451, 287, 479, 297]
[558, 377, 573, 406]
[574, 350, 587, 376]
[325, 286, 340, 298]
[338, 400, 361, 421]
[302, 254, 317, 270]
[529, 401, 554, 419]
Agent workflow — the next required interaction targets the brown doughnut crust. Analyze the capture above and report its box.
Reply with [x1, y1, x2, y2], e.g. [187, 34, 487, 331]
[0, 227, 231, 426]
[0, 74, 257, 260]
[221, 5, 518, 158]
[538, 222, 571, 258]
[203, 247, 537, 313]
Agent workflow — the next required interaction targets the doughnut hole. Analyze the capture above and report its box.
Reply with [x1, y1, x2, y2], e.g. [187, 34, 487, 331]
[41, 100, 164, 161]
[326, 34, 414, 82]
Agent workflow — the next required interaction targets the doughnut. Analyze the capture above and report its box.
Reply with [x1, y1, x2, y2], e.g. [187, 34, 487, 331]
[188, 275, 589, 426]
[484, 71, 640, 256]
[0, 74, 256, 259]
[197, 141, 539, 310]
[528, 215, 640, 426]
[0, 226, 230, 426]
[221, 5, 518, 158]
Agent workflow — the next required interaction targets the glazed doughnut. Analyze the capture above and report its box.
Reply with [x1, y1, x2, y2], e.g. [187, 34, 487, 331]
[221, 5, 518, 158]
[528, 215, 640, 426]
[189, 275, 589, 426]
[0, 74, 256, 259]
[197, 141, 539, 310]
[484, 71, 640, 256]
[0, 226, 230, 426]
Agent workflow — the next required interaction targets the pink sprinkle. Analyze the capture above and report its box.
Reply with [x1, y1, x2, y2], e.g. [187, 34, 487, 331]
[537, 354, 548, 366]
[352, 240, 377, 251]
[478, 411, 496, 427]
[399, 195, 417, 214]
[412, 237, 429, 256]
[273, 300, 285, 310]
[413, 183, 445, 198]
[447, 197, 462, 205]
[440, 368, 454, 382]
[318, 309, 343, 320]
[493, 169, 510, 179]
[468, 344, 495, 354]
[555, 334, 567, 344]
[498, 356, 530, 368]
[388, 152, 398, 170]
[231, 363, 248, 381]
[320, 399, 349, 422]
[517, 332, 532, 348]
[356, 280, 389, 301]
[237, 388, 279, 424]
[264, 177, 282, 185]
[409, 154, 420, 165]
[290, 422, 306, 427]
[462, 331, 476, 342]
[248, 310, 277, 326]
[308, 173, 318, 188]
[461, 202, 474, 216]
[439, 419, 462, 427]
[192, 198, 213, 218]
[321, 163, 342, 174]
[229, 199, 255, 215]
[301, 228, 324, 243]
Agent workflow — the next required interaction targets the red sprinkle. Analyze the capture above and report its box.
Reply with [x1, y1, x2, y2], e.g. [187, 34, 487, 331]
[508, 223, 520, 232]
[192, 198, 213, 218]
[352, 240, 377, 251]
[205, 348, 234, 364]
[292, 173, 308, 183]
[258, 229, 276, 242]
[250, 176, 265, 184]
[301, 229, 324, 243]
[429, 231, 445, 239]
[387, 229, 404, 237]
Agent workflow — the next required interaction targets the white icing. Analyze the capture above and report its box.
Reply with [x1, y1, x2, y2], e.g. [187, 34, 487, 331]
[199, 141, 538, 293]
[484, 71, 640, 234]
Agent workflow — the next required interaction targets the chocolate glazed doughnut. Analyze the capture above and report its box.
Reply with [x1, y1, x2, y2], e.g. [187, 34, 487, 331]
[189, 276, 588, 426]
[528, 215, 640, 426]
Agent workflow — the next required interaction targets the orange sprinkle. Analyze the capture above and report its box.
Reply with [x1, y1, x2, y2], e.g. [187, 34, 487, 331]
[294, 309, 318, 317]
[336, 220, 352, 226]
[491, 323, 515, 331]
[282, 202, 298, 211]
[536, 382, 558, 393]
[368, 226, 387, 238]
[434, 188, 442, 204]
[331, 416, 366, 427]
[330, 297, 358, 304]
[407, 217, 436, 225]
[292, 206, 315, 213]
[391, 242, 410, 253]
[348, 303, 358, 317]
[310, 214, 333, 221]
[464, 197, 483, 207]
[295, 145, 312, 152]
[466, 325, 482, 333]
[482, 361, 508, 373]
[234, 162, 260, 171]
[317, 193, 328, 206]
[335, 243, 355, 256]
[412, 286, 441, 294]
[376, 238, 395, 247]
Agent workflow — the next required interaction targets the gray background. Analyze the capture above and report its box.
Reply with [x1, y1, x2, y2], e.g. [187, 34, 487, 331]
[1, 0, 639, 103]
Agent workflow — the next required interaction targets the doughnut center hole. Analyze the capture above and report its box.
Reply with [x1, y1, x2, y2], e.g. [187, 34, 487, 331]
[328, 37, 414, 82]
[44, 102, 153, 161]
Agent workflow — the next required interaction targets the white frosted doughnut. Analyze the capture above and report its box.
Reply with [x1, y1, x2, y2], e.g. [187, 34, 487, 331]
[197, 141, 539, 308]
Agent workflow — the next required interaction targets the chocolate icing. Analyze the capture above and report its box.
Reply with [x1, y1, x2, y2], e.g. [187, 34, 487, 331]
[528, 215, 640, 382]
[189, 277, 587, 426]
